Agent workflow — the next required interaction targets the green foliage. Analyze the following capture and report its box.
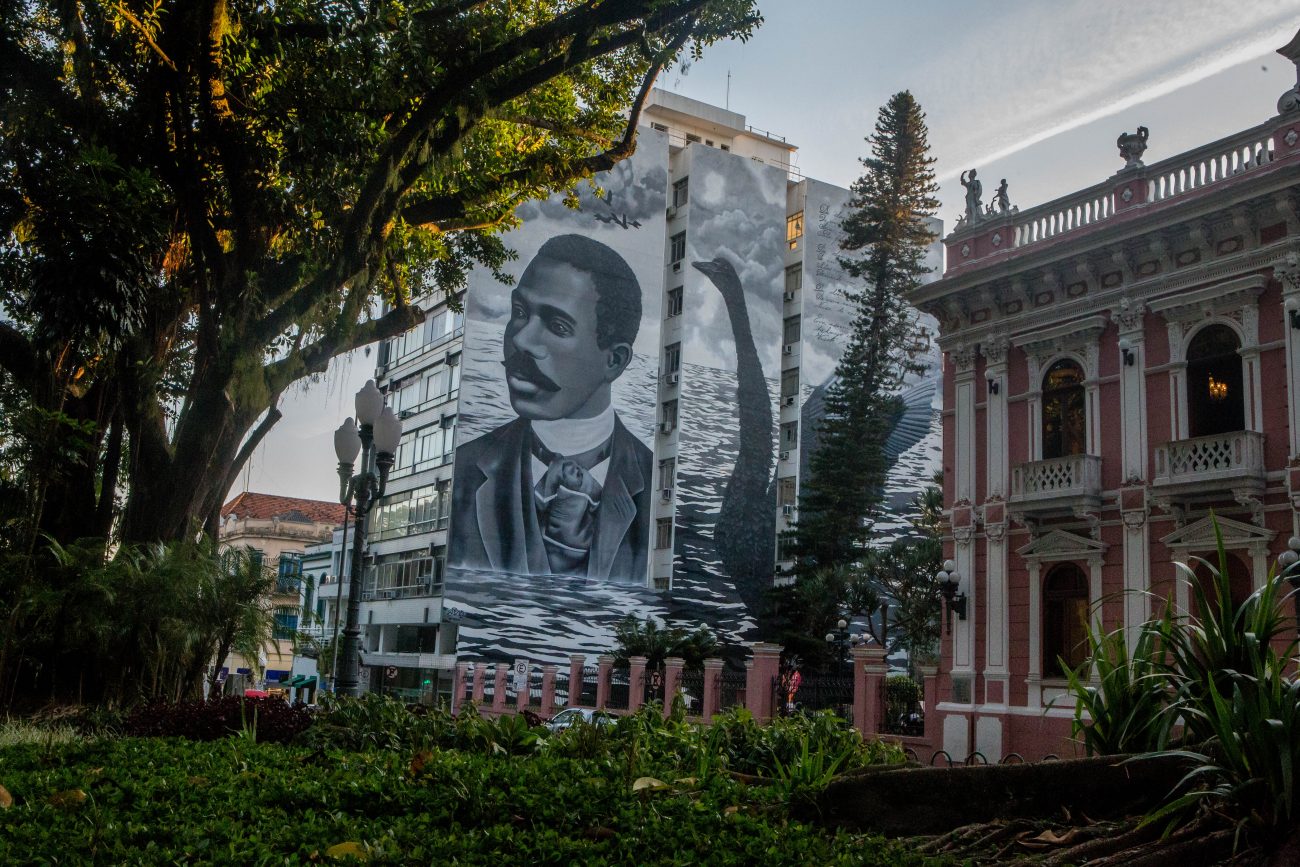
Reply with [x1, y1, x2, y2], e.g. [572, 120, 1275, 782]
[794, 92, 939, 569]
[0, 536, 276, 708]
[0, 735, 937, 865]
[612, 614, 718, 669]
[1069, 516, 1300, 842]
[0, 0, 761, 546]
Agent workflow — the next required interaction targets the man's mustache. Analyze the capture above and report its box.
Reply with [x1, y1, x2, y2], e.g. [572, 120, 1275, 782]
[503, 352, 561, 392]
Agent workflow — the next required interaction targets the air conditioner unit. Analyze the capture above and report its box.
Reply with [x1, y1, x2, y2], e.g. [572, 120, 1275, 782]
[671, 261, 682, 273]
[782, 504, 794, 516]
[661, 488, 673, 501]
[399, 409, 415, 420]
[783, 396, 796, 406]
[779, 451, 790, 461]
[666, 205, 677, 219]
[783, 291, 795, 301]
[666, 372, 679, 385]
[782, 344, 793, 356]
[381, 590, 396, 600]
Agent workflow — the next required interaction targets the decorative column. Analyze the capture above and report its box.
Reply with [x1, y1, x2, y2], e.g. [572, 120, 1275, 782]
[745, 642, 783, 722]
[981, 337, 1010, 709]
[851, 646, 888, 735]
[540, 665, 558, 716]
[701, 658, 724, 722]
[949, 344, 979, 687]
[663, 657, 685, 718]
[1114, 298, 1152, 643]
[595, 654, 614, 710]
[1281, 257, 1300, 459]
[627, 655, 647, 713]
[492, 665, 508, 715]
[472, 662, 487, 706]
[567, 654, 586, 708]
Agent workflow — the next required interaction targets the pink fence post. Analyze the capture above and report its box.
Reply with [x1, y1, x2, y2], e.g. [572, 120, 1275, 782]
[541, 665, 558, 715]
[472, 662, 487, 706]
[492, 665, 508, 715]
[515, 663, 529, 713]
[745, 642, 782, 723]
[568, 654, 586, 707]
[451, 661, 469, 714]
[595, 654, 614, 710]
[628, 655, 647, 713]
[918, 664, 939, 741]
[663, 656, 684, 718]
[852, 646, 888, 735]
[701, 658, 724, 722]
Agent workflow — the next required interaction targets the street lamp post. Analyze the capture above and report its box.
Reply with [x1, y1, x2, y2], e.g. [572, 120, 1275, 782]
[333, 380, 403, 698]
[824, 618, 851, 677]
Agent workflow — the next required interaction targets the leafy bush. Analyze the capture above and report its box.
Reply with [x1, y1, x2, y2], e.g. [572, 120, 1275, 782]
[0, 736, 940, 865]
[122, 696, 312, 744]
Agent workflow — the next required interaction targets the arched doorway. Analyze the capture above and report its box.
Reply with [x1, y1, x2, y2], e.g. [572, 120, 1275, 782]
[1190, 550, 1253, 618]
[1186, 324, 1244, 438]
[1042, 359, 1086, 459]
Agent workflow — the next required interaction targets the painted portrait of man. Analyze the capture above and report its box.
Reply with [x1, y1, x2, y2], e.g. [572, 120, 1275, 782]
[449, 233, 652, 582]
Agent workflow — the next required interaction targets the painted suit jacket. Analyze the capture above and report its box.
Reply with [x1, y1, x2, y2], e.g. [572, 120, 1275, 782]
[449, 415, 651, 582]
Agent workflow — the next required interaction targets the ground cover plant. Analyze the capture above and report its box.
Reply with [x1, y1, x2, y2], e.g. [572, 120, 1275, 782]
[0, 699, 943, 865]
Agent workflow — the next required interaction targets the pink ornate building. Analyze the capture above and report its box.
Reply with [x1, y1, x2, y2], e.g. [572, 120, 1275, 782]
[914, 29, 1300, 761]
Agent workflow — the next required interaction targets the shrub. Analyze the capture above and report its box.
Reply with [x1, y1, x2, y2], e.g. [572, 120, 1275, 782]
[122, 696, 312, 744]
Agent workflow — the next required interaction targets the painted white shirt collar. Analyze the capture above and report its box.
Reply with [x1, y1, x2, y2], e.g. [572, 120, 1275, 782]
[529, 405, 616, 488]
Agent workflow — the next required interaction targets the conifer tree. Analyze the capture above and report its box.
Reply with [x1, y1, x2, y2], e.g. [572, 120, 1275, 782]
[793, 91, 939, 569]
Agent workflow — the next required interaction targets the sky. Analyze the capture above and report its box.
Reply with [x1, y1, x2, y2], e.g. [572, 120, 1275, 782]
[233, 1, 1300, 505]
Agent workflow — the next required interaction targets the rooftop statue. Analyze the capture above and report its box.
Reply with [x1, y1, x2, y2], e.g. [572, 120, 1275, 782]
[960, 169, 984, 226]
[1117, 126, 1149, 170]
[993, 178, 1011, 214]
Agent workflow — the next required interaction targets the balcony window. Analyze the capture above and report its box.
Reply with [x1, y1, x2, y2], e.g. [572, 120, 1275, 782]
[786, 211, 804, 248]
[672, 177, 689, 207]
[273, 609, 299, 641]
[1186, 324, 1244, 438]
[655, 518, 673, 550]
[664, 342, 681, 375]
[1042, 563, 1088, 677]
[785, 264, 802, 293]
[666, 286, 683, 317]
[670, 232, 686, 264]
[783, 315, 801, 345]
[1041, 359, 1086, 460]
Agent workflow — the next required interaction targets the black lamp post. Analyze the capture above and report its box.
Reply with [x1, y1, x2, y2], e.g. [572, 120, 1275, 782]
[1276, 535, 1300, 638]
[937, 558, 967, 635]
[333, 380, 402, 698]
[824, 618, 850, 676]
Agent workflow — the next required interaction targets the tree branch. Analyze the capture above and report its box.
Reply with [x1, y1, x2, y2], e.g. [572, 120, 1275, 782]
[262, 304, 423, 396]
[218, 398, 284, 509]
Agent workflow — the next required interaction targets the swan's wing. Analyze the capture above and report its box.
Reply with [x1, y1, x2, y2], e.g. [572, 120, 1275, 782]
[883, 378, 937, 463]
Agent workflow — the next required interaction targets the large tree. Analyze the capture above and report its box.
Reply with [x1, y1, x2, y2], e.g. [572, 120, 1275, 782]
[0, 0, 759, 547]
[792, 91, 938, 569]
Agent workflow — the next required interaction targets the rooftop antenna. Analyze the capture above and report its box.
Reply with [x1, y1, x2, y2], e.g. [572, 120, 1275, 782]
[726, 69, 731, 109]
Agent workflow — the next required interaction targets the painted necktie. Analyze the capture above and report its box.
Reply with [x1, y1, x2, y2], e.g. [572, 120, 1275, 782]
[531, 437, 612, 575]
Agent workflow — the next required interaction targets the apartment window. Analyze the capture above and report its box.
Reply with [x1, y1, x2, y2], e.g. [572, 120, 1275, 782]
[659, 457, 676, 491]
[781, 421, 798, 449]
[664, 342, 681, 375]
[786, 211, 804, 248]
[670, 232, 686, 263]
[778, 477, 797, 507]
[780, 370, 799, 399]
[666, 286, 684, 317]
[783, 315, 802, 345]
[785, 264, 802, 293]
[276, 553, 303, 592]
[776, 535, 794, 563]
[661, 400, 678, 431]
[393, 625, 439, 654]
[368, 549, 443, 599]
[672, 178, 689, 207]
[655, 518, 673, 550]
[272, 608, 299, 640]
[719, 144, 730, 152]
[685, 133, 702, 144]
[651, 122, 669, 132]
[654, 575, 671, 591]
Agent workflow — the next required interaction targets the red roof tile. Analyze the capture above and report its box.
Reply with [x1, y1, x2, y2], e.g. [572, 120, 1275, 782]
[220, 492, 346, 527]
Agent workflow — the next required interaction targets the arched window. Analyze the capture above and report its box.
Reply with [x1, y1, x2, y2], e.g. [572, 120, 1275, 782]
[1043, 563, 1089, 677]
[1041, 359, 1086, 460]
[1186, 324, 1244, 437]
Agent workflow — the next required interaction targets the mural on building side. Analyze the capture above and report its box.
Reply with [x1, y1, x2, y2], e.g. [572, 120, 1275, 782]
[670, 145, 787, 638]
[445, 131, 671, 661]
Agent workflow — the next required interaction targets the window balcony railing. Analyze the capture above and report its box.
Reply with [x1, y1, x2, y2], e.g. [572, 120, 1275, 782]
[361, 577, 445, 601]
[1152, 431, 1265, 496]
[1010, 454, 1102, 514]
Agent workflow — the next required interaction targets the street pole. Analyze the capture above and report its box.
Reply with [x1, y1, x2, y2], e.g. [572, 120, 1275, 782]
[328, 507, 350, 692]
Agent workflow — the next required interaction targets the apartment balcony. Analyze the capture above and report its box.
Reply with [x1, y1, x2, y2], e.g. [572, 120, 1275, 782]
[1152, 431, 1265, 502]
[1009, 454, 1102, 517]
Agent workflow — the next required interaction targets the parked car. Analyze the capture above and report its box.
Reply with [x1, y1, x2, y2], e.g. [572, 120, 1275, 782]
[545, 708, 618, 731]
